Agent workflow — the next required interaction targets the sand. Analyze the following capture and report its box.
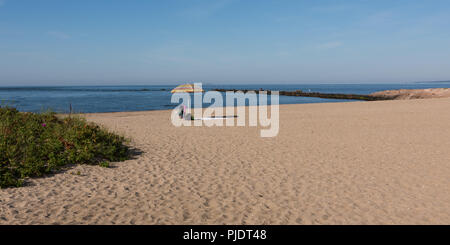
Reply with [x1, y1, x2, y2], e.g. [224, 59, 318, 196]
[371, 87, 450, 100]
[1, 98, 450, 224]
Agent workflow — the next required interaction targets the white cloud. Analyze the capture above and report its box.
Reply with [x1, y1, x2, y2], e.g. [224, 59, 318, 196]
[47, 31, 71, 40]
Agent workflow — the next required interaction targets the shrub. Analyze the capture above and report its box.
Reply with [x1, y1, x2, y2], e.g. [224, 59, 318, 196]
[0, 107, 130, 188]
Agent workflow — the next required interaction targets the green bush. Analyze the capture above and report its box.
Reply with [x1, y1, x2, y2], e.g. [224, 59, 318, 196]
[0, 107, 130, 188]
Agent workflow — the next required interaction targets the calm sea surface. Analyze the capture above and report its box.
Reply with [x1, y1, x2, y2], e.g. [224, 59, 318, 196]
[1, 83, 449, 113]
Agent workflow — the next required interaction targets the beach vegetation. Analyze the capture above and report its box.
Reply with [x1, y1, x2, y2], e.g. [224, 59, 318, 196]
[0, 107, 130, 188]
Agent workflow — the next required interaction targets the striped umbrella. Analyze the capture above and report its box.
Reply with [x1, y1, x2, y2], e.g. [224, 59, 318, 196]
[171, 84, 204, 93]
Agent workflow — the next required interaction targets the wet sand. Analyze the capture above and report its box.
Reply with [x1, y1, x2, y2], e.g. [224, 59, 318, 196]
[1, 98, 450, 224]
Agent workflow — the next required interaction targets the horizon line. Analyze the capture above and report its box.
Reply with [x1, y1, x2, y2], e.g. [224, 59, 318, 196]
[1, 80, 450, 87]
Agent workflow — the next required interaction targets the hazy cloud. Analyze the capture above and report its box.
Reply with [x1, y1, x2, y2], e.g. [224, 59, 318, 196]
[316, 41, 343, 50]
[179, 0, 235, 18]
[47, 31, 71, 39]
[276, 51, 290, 56]
[274, 16, 297, 23]
[310, 3, 358, 13]
[364, 10, 395, 25]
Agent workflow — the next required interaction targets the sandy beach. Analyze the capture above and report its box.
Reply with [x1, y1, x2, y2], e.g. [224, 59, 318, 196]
[1, 98, 450, 225]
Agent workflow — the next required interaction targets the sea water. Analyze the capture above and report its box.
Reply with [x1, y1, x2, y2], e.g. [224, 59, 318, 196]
[0, 82, 449, 113]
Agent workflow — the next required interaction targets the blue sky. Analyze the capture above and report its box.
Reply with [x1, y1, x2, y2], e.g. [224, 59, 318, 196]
[0, 0, 450, 85]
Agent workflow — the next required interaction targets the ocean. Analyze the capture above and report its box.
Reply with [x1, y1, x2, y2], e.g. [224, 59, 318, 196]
[1, 82, 449, 113]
